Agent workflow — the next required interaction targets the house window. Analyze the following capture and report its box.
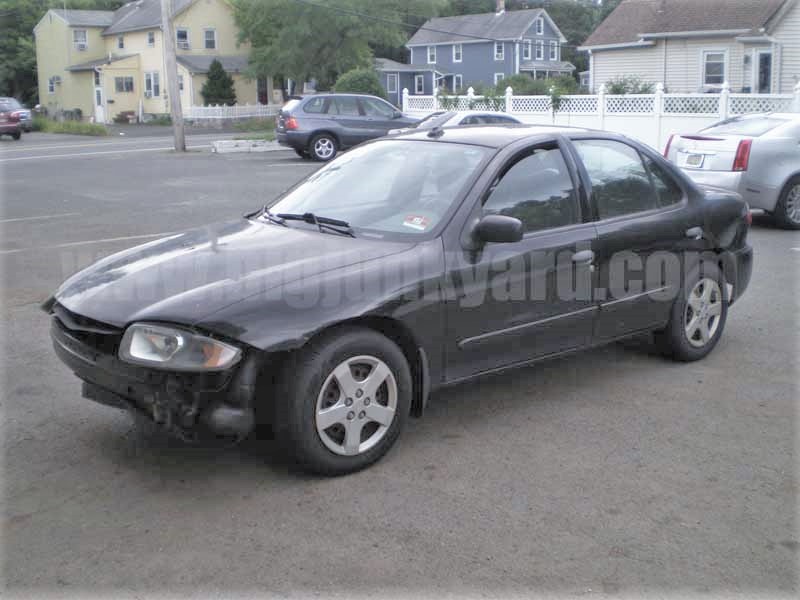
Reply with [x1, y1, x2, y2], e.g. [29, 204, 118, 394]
[536, 17, 544, 35]
[178, 74, 184, 91]
[386, 73, 398, 94]
[204, 28, 216, 49]
[453, 43, 462, 63]
[536, 40, 543, 60]
[453, 74, 463, 92]
[144, 71, 160, 97]
[427, 45, 436, 64]
[415, 74, 424, 94]
[115, 76, 134, 92]
[94, 70, 100, 86]
[147, 31, 155, 47]
[703, 50, 727, 86]
[73, 29, 87, 50]
[48, 77, 55, 94]
[176, 28, 189, 50]
[549, 41, 558, 61]
[494, 73, 505, 85]
[494, 42, 504, 60]
[117, 35, 124, 49]
[523, 40, 532, 61]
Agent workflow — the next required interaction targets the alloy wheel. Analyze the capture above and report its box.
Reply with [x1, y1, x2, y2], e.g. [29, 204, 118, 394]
[684, 277, 723, 348]
[315, 355, 397, 456]
[785, 184, 800, 224]
[314, 137, 335, 160]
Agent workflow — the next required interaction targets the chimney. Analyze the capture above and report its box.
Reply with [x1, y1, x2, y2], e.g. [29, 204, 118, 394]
[496, 0, 505, 14]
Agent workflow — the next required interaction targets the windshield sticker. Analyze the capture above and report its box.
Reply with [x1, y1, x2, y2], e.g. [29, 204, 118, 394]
[403, 215, 430, 231]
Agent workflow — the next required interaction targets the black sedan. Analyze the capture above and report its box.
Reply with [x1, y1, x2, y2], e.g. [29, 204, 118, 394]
[45, 125, 753, 475]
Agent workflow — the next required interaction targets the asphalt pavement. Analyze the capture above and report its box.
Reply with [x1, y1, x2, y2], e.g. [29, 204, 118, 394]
[1, 132, 797, 598]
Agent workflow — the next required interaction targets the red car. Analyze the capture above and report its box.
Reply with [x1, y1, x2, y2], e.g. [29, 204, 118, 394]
[0, 97, 24, 140]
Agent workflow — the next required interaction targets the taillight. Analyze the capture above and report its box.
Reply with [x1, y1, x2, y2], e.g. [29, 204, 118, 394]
[8, 111, 21, 122]
[663, 134, 675, 158]
[284, 117, 299, 130]
[732, 139, 752, 172]
[745, 209, 752, 226]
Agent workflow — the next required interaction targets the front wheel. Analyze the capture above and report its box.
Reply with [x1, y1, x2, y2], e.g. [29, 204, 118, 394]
[275, 327, 412, 475]
[774, 176, 800, 230]
[309, 133, 338, 161]
[655, 262, 728, 362]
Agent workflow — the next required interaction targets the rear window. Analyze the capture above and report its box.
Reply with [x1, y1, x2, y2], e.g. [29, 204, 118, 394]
[702, 116, 789, 137]
[281, 99, 301, 112]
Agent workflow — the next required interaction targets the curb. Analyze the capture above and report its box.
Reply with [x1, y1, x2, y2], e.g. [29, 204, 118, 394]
[212, 140, 285, 154]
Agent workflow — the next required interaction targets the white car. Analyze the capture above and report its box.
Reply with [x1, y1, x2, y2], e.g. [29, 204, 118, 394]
[664, 113, 800, 229]
[388, 110, 522, 135]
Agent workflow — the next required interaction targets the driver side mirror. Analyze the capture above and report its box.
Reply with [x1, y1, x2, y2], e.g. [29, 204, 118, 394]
[473, 215, 523, 244]
[392, 110, 403, 119]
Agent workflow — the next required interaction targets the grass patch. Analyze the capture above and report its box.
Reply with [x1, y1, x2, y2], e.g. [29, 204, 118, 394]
[32, 116, 109, 136]
[232, 118, 276, 133]
[233, 131, 276, 141]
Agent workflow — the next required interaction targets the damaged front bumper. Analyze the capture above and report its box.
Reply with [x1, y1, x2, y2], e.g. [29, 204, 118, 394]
[47, 301, 258, 441]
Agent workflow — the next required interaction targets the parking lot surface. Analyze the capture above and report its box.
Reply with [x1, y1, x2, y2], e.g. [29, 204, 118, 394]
[1, 133, 797, 597]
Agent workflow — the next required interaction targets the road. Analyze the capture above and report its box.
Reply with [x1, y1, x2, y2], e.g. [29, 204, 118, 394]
[1, 133, 797, 597]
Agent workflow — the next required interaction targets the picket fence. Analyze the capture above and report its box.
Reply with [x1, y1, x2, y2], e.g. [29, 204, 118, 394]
[402, 81, 800, 151]
[183, 103, 280, 120]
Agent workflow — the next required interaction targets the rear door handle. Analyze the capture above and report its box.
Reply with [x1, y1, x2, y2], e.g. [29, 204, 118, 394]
[685, 226, 703, 240]
[571, 250, 595, 264]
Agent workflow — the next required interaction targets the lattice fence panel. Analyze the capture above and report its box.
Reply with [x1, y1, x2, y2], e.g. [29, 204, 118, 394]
[511, 95, 552, 113]
[729, 94, 794, 115]
[556, 95, 598, 114]
[605, 94, 654, 114]
[406, 96, 436, 111]
[663, 94, 719, 115]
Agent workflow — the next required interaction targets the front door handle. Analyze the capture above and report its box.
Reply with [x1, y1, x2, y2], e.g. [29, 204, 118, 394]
[685, 226, 703, 240]
[571, 249, 595, 264]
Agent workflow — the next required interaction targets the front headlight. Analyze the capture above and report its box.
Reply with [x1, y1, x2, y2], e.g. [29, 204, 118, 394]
[119, 323, 242, 371]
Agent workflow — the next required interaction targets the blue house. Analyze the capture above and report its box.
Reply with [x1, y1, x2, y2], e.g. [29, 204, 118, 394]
[376, 1, 574, 106]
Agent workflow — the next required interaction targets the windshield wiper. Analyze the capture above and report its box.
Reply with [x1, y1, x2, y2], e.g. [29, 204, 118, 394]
[275, 212, 356, 238]
[260, 207, 289, 227]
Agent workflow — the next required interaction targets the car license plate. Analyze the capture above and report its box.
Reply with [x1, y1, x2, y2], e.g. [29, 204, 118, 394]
[685, 153, 704, 168]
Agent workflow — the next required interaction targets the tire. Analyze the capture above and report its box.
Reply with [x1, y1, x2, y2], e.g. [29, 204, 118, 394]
[773, 176, 800, 230]
[308, 133, 338, 162]
[294, 148, 310, 159]
[655, 261, 728, 362]
[11, 131, 21, 140]
[275, 326, 412, 475]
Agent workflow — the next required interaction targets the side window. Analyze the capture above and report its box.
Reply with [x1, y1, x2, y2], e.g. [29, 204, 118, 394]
[573, 139, 658, 219]
[643, 155, 684, 207]
[360, 97, 394, 118]
[303, 97, 326, 113]
[483, 145, 579, 233]
[331, 97, 360, 116]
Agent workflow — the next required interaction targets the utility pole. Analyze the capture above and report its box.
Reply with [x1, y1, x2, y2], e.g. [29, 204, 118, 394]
[160, 0, 185, 151]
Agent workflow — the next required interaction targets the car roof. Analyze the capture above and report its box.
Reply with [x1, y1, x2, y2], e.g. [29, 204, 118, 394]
[392, 124, 595, 148]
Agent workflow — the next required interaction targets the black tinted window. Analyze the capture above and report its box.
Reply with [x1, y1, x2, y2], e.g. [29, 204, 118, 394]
[573, 139, 658, 219]
[644, 155, 683, 207]
[483, 146, 579, 233]
[330, 97, 360, 116]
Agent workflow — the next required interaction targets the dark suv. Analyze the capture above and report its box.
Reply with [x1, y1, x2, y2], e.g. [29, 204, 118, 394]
[276, 93, 417, 161]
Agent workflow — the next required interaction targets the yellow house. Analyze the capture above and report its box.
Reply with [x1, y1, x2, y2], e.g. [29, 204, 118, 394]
[34, 0, 274, 123]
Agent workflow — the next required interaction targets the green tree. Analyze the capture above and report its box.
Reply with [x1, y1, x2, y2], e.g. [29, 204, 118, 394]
[0, 0, 125, 104]
[334, 68, 386, 98]
[200, 59, 237, 105]
[233, 0, 446, 91]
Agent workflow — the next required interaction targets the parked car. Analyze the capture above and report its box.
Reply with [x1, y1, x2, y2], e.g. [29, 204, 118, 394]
[664, 113, 800, 229]
[275, 93, 418, 161]
[0, 97, 25, 140]
[388, 110, 522, 135]
[45, 125, 752, 475]
[18, 107, 33, 132]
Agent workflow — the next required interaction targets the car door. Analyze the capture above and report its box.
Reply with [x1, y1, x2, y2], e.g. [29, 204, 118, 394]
[328, 96, 367, 147]
[443, 138, 599, 381]
[569, 137, 691, 341]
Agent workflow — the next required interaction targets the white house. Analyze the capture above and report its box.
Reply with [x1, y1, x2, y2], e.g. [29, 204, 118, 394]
[579, 0, 799, 94]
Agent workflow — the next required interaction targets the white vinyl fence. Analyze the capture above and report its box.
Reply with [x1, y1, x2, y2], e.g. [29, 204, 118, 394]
[402, 82, 800, 151]
[183, 103, 280, 120]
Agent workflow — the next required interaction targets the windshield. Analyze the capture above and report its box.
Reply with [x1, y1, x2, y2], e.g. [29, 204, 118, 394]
[267, 140, 490, 238]
[0, 98, 21, 111]
[703, 116, 789, 136]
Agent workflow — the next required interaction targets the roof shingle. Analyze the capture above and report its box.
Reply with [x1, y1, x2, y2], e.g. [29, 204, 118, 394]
[51, 9, 115, 28]
[407, 9, 544, 46]
[102, 0, 194, 35]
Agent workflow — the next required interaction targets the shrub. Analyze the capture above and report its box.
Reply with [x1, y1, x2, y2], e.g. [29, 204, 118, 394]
[148, 114, 172, 126]
[495, 74, 578, 96]
[333, 68, 386, 99]
[606, 76, 655, 95]
[201, 59, 237, 106]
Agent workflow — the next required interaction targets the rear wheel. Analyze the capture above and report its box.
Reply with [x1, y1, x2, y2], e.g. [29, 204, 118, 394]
[275, 326, 411, 475]
[656, 262, 728, 362]
[294, 148, 310, 159]
[11, 131, 21, 140]
[309, 133, 338, 162]
[774, 176, 800, 230]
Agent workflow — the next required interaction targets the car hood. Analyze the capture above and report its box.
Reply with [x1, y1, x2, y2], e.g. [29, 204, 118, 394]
[55, 218, 414, 329]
